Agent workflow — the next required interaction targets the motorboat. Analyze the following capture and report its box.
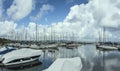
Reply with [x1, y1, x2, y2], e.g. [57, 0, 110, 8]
[0, 48, 43, 68]
[0, 46, 16, 55]
[43, 57, 82, 71]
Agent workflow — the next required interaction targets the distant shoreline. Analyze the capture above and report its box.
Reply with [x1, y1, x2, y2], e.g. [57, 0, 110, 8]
[0, 38, 11, 46]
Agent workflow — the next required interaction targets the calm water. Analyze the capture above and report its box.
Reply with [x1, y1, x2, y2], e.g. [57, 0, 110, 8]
[0, 45, 120, 71]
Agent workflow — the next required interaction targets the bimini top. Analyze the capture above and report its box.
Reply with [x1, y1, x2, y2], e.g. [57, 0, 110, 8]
[1, 48, 43, 64]
[44, 57, 82, 71]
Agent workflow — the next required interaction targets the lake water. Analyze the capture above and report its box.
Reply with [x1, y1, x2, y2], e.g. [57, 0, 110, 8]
[0, 44, 120, 71]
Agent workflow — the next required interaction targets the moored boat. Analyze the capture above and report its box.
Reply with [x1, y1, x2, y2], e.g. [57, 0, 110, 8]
[0, 46, 16, 61]
[0, 48, 43, 68]
[96, 44, 118, 51]
[0, 46, 16, 55]
[43, 57, 82, 71]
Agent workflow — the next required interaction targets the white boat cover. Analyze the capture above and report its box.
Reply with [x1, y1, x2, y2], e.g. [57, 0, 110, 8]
[0, 46, 15, 61]
[2, 48, 43, 64]
[44, 57, 82, 71]
[0, 46, 14, 52]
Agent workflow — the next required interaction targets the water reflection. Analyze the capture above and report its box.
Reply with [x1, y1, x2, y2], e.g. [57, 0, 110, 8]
[77, 45, 120, 71]
[1, 45, 120, 71]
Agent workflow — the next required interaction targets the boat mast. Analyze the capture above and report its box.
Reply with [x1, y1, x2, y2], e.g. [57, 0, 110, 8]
[98, 30, 101, 44]
[43, 27, 45, 42]
[25, 29, 27, 41]
[103, 27, 106, 44]
[36, 23, 37, 44]
[51, 25, 53, 42]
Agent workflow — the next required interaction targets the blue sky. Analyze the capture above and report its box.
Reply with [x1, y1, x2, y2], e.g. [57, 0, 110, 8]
[2, 0, 88, 26]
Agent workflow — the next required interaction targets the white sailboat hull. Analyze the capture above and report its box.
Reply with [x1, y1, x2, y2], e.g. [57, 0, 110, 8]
[96, 45, 118, 51]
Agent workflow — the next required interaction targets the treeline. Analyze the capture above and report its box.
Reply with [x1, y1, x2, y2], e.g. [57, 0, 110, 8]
[0, 38, 11, 45]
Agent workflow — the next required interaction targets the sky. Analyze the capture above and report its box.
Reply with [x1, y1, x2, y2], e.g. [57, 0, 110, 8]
[0, 0, 120, 42]
[1, 0, 88, 25]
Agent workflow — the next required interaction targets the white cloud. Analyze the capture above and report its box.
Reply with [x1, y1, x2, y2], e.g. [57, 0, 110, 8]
[30, 4, 54, 21]
[7, 0, 33, 21]
[96, 0, 120, 28]
[0, 21, 17, 37]
[51, 0, 120, 41]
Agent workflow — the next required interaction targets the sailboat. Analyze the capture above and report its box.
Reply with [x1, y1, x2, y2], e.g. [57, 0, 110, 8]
[96, 27, 118, 51]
